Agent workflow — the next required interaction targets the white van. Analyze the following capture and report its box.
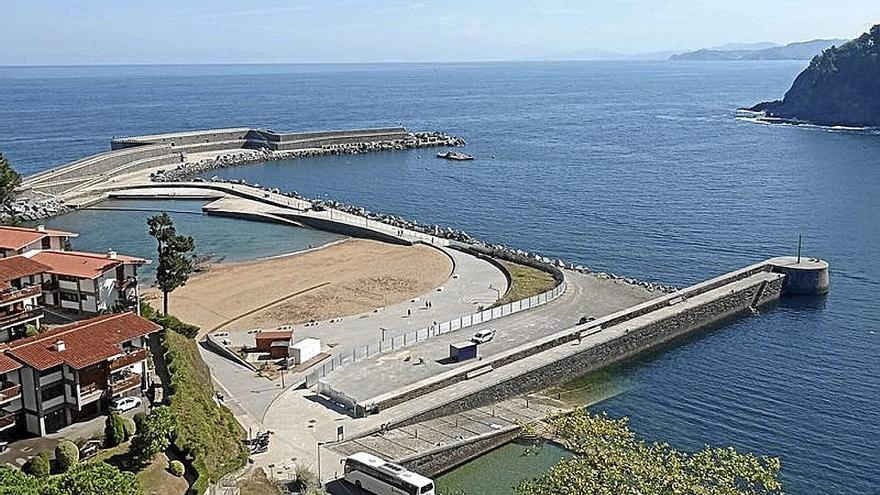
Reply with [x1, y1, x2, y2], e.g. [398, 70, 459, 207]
[471, 329, 496, 344]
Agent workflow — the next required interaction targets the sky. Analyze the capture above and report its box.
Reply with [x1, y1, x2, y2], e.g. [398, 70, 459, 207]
[1, 1, 878, 65]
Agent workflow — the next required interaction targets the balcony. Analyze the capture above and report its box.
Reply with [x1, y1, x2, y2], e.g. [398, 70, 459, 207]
[109, 373, 142, 396]
[109, 348, 147, 371]
[0, 382, 21, 403]
[0, 307, 43, 329]
[0, 285, 41, 305]
[79, 382, 105, 405]
[0, 410, 16, 431]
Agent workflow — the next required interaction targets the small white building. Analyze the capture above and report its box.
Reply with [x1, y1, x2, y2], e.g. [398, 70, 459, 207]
[289, 337, 321, 365]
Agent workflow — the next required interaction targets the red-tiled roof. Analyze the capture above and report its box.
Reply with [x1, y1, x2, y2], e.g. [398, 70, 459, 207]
[0, 256, 51, 282]
[255, 331, 293, 341]
[0, 226, 77, 251]
[25, 250, 149, 279]
[0, 349, 22, 374]
[5, 312, 161, 370]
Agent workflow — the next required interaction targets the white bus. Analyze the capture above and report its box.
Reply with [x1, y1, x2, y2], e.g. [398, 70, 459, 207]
[343, 452, 435, 495]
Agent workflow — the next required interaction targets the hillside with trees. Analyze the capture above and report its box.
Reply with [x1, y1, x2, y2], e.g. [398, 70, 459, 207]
[749, 24, 880, 127]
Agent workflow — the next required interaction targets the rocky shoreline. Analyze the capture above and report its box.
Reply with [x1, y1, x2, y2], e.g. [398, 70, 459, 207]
[2, 196, 68, 222]
[152, 131, 466, 182]
[176, 174, 679, 295]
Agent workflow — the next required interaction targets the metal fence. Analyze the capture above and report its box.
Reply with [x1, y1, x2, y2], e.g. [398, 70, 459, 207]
[306, 280, 567, 389]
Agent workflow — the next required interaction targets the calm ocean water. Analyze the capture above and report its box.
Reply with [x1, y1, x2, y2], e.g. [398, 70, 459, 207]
[1, 62, 878, 494]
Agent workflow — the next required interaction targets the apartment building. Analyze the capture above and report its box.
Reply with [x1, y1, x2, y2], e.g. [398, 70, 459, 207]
[24, 250, 148, 315]
[0, 225, 77, 258]
[0, 312, 161, 436]
[0, 256, 51, 343]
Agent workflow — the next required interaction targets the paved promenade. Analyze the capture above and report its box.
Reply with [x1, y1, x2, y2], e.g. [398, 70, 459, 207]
[200, 246, 507, 421]
[323, 271, 654, 403]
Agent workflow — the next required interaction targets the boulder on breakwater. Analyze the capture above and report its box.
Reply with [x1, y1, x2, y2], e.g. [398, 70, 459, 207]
[152, 131, 466, 182]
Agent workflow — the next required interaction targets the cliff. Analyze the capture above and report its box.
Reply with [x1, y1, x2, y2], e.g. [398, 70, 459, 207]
[672, 39, 845, 61]
[749, 25, 880, 127]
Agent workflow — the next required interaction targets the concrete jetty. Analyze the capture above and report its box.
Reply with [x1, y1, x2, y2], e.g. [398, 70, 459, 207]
[13, 126, 465, 215]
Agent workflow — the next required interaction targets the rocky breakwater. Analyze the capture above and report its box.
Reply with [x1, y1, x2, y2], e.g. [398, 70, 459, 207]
[3, 196, 68, 222]
[174, 174, 678, 295]
[152, 131, 465, 182]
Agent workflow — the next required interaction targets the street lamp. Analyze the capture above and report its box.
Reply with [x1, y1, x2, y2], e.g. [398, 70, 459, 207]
[380, 327, 388, 341]
[316, 441, 326, 482]
[488, 284, 501, 300]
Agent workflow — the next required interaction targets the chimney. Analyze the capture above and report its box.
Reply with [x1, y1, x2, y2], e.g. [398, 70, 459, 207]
[54, 340, 66, 352]
[36, 225, 46, 232]
[107, 250, 118, 260]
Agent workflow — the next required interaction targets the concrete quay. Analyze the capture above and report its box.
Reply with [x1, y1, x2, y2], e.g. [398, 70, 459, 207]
[15, 126, 465, 211]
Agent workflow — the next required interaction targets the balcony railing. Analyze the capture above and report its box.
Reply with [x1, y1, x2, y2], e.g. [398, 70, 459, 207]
[109, 348, 147, 371]
[109, 373, 142, 396]
[0, 382, 21, 403]
[0, 285, 41, 305]
[0, 410, 16, 430]
[0, 307, 43, 328]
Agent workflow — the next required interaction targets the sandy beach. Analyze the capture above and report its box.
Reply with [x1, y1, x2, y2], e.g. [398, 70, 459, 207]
[143, 238, 453, 335]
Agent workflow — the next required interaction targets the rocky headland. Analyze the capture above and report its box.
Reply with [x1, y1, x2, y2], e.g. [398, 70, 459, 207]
[747, 24, 880, 127]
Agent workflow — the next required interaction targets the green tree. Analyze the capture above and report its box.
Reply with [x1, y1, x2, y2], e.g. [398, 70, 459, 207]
[0, 465, 43, 495]
[121, 416, 136, 440]
[131, 406, 176, 464]
[104, 412, 127, 447]
[516, 409, 784, 495]
[0, 153, 22, 213]
[54, 440, 79, 473]
[43, 462, 141, 495]
[22, 451, 50, 478]
[147, 213, 195, 315]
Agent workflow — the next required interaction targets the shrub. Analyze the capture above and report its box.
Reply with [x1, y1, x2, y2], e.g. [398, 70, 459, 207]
[54, 440, 79, 473]
[162, 328, 248, 494]
[168, 460, 185, 477]
[104, 413, 127, 447]
[133, 412, 147, 433]
[0, 465, 42, 495]
[121, 416, 136, 440]
[46, 462, 141, 495]
[141, 301, 200, 338]
[131, 406, 176, 464]
[22, 451, 50, 478]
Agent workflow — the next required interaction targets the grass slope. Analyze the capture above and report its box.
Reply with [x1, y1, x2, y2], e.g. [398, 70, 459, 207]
[495, 260, 558, 306]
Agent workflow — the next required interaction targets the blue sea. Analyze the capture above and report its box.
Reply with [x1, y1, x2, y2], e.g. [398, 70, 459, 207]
[1, 62, 878, 494]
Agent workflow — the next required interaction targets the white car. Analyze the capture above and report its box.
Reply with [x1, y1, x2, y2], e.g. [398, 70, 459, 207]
[471, 329, 496, 344]
[110, 396, 142, 413]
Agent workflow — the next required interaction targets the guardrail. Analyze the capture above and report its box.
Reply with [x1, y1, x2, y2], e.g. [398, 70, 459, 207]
[306, 279, 567, 389]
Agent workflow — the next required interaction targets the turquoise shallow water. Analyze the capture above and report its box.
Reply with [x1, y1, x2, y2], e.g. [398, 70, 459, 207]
[2, 62, 879, 494]
[31, 198, 345, 282]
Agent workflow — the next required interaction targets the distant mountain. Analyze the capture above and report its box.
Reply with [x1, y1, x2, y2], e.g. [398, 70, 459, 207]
[536, 49, 676, 61]
[707, 42, 780, 51]
[748, 24, 880, 127]
[671, 39, 848, 61]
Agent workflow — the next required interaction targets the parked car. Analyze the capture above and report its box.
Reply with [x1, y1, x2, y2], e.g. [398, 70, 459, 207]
[110, 396, 142, 413]
[471, 329, 496, 344]
[79, 439, 102, 460]
[578, 315, 597, 325]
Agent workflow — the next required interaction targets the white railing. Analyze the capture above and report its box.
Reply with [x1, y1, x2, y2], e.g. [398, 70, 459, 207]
[306, 280, 566, 388]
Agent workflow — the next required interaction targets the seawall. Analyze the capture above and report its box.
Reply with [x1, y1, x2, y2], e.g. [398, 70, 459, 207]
[375, 266, 786, 427]
[15, 126, 464, 211]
